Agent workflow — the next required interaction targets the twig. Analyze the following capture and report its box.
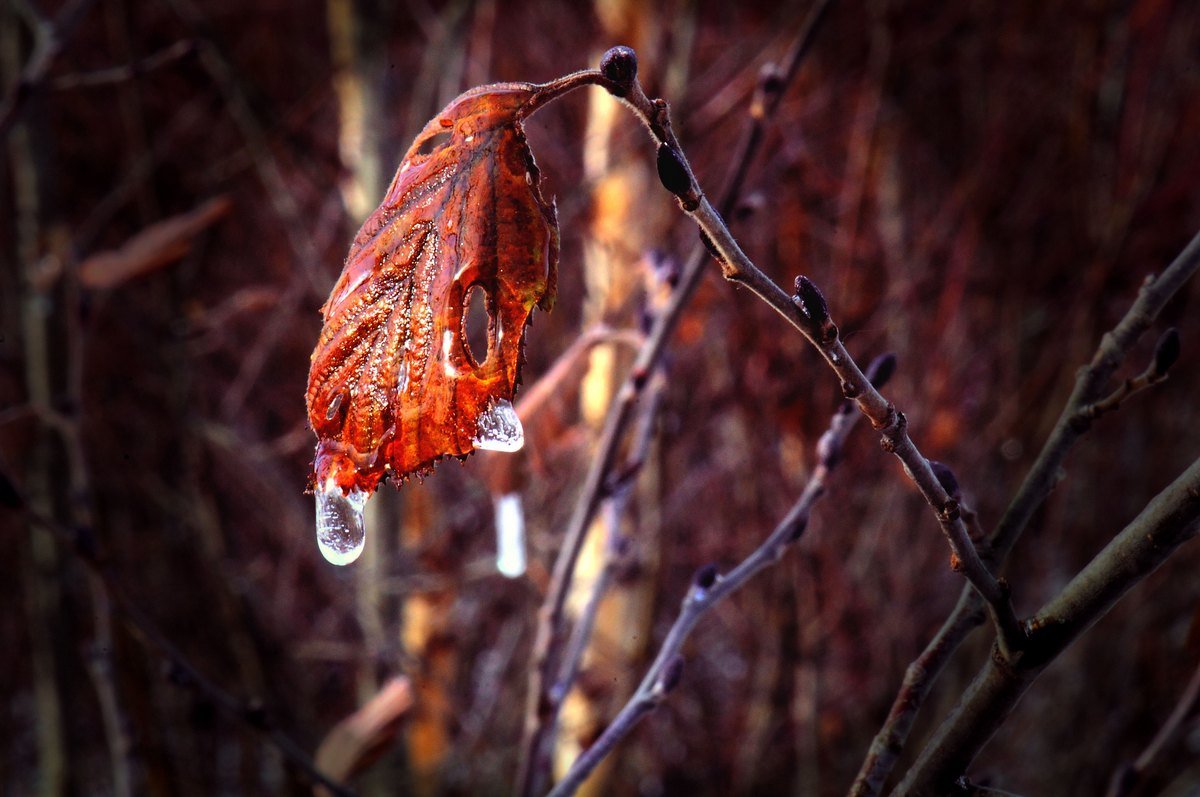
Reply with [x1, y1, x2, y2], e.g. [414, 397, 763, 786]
[19, 509, 357, 797]
[849, 590, 986, 797]
[548, 341, 667, 733]
[598, 43, 1025, 655]
[851, 239, 1199, 796]
[0, 0, 99, 138]
[1106, 650, 1200, 797]
[894, 454, 1200, 796]
[547, 356, 886, 797]
[516, 7, 835, 793]
[49, 39, 195, 90]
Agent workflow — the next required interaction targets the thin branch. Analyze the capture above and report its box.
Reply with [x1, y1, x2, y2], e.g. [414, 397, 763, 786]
[0, 0, 99, 138]
[48, 39, 195, 90]
[851, 239, 1199, 796]
[849, 589, 986, 797]
[549, 361, 665, 722]
[548, 366, 876, 797]
[18, 509, 357, 797]
[600, 43, 1024, 657]
[1106, 649, 1200, 797]
[894, 454, 1200, 796]
[516, 7, 836, 793]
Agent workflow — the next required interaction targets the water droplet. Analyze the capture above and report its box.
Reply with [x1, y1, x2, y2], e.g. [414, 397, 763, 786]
[396, 362, 409, 395]
[325, 393, 343, 421]
[315, 483, 368, 566]
[494, 492, 526, 578]
[473, 398, 524, 452]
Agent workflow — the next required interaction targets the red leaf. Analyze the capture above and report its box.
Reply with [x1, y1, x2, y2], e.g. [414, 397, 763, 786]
[306, 83, 559, 495]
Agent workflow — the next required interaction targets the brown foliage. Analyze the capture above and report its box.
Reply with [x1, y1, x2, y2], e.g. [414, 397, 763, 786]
[307, 84, 559, 494]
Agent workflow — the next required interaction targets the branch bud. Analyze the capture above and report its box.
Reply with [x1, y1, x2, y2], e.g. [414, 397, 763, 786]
[1152, 327, 1180, 377]
[658, 654, 685, 694]
[699, 229, 724, 263]
[656, 143, 692, 198]
[929, 460, 960, 499]
[792, 276, 829, 326]
[786, 515, 809, 542]
[865, 352, 898, 390]
[600, 46, 638, 92]
[693, 563, 719, 591]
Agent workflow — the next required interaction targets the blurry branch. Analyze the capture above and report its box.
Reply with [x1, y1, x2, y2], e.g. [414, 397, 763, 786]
[517, 5, 835, 793]
[15, 508, 358, 797]
[548, 355, 895, 797]
[161, 0, 336, 419]
[894, 454, 1200, 796]
[49, 39, 195, 90]
[852, 235, 1200, 796]
[0, 0, 99, 137]
[1106, 651, 1200, 797]
[8, 10, 69, 786]
[548, 281, 671, 754]
[314, 677, 413, 797]
[78, 195, 231, 289]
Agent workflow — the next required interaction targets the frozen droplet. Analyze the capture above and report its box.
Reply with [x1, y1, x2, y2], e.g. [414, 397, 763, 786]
[396, 361, 409, 395]
[325, 393, 343, 421]
[473, 398, 524, 452]
[494, 492, 526, 578]
[315, 483, 368, 566]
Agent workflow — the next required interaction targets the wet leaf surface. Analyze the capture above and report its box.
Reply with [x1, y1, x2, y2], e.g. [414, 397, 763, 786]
[306, 83, 559, 495]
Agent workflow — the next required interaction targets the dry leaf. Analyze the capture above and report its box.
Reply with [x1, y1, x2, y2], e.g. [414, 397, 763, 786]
[306, 83, 559, 495]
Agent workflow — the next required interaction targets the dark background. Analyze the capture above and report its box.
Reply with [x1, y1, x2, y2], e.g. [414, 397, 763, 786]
[2, 0, 1199, 795]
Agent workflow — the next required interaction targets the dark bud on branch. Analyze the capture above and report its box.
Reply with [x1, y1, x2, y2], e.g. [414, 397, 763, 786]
[792, 276, 829, 326]
[865, 352, 898, 390]
[1153, 327, 1180, 378]
[600, 46, 638, 92]
[656, 143, 692, 198]
[758, 63, 785, 96]
[244, 701, 269, 729]
[693, 563, 719, 591]
[817, 430, 840, 469]
[699, 230, 723, 263]
[0, 469, 22, 509]
[929, 460, 960, 499]
[786, 515, 809, 542]
[658, 655, 685, 694]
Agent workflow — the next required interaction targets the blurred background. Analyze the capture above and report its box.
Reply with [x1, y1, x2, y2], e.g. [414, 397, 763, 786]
[3, 0, 1200, 795]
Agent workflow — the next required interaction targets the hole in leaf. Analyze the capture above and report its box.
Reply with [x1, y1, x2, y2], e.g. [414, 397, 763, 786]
[416, 131, 452, 156]
[463, 284, 490, 367]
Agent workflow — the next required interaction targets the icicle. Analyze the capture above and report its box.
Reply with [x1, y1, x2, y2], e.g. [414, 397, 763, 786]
[315, 481, 368, 566]
[473, 398, 524, 452]
[493, 492, 526, 578]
